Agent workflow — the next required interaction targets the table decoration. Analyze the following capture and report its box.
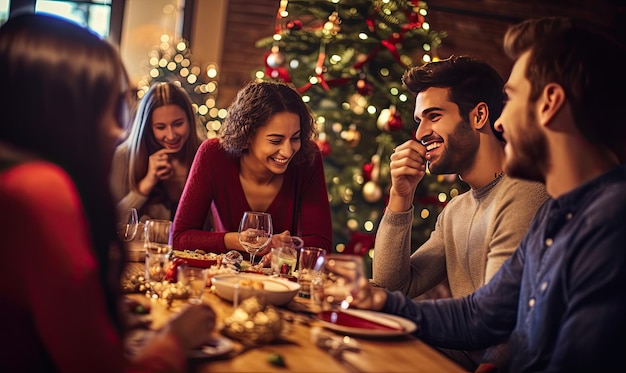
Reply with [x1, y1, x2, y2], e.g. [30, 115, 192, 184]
[222, 295, 283, 345]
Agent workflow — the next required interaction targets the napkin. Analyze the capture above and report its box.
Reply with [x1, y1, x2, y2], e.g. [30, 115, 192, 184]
[318, 310, 405, 331]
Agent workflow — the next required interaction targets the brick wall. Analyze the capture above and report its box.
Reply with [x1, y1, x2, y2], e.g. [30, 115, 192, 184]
[217, 0, 277, 108]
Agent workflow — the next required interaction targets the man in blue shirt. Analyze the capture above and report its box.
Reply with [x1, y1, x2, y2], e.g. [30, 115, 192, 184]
[350, 17, 626, 372]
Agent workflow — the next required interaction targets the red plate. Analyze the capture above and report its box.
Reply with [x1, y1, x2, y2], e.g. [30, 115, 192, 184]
[172, 250, 220, 268]
[179, 257, 218, 268]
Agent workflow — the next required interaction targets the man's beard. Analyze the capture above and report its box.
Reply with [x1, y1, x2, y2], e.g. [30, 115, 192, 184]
[503, 110, 547, 183]
[428, 120, 479, 176]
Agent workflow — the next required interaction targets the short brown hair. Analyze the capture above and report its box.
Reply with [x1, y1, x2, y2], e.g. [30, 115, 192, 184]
[504, 17, 626, 157]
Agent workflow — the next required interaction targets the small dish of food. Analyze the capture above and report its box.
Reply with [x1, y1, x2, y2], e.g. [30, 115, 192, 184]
[211, 273, 300, 306]
[172, 249, 222, 268]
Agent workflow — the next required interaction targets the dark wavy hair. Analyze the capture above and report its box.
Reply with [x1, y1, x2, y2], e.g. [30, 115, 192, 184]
[0, 14, 128, 331]
[219, 81, 318, 164]
[504, 16, 626, 158]
[402, 55, 505, 141]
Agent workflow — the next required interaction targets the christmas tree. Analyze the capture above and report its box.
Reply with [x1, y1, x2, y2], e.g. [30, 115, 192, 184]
[256, 0, 467, 268]
[255, 0, 469, 272]
[137, 34, 227, 139]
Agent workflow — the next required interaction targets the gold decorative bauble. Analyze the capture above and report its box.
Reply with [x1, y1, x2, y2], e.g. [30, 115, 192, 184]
[341, 125, 361, 147]
[362, 180, 383, 203]
[222, 296, 282, 345]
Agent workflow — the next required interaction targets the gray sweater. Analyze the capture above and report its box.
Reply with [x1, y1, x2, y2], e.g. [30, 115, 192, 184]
[110, 143, 174, 221]
[373, 176, 548, 298]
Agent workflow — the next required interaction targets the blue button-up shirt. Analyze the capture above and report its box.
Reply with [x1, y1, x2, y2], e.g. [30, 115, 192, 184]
[383, 165, 626, 372]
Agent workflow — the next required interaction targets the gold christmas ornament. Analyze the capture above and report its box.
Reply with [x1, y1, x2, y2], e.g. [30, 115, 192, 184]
[323, 11, 342, 36]
[362, 180, 383, 203]
[377, 108, 392, 130]
[341, 124, 361, 147]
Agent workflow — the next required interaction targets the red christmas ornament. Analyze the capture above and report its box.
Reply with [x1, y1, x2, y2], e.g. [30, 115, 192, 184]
[363, 162, 374, 180]
[387, 112, 403, 131]
[356, 78, 374, 96]
[263, 51, 292, 83]
[316, 138, 331, 157]
[286, 19, 302, 31]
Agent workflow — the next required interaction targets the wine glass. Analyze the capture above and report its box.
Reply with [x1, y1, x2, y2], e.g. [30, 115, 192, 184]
[117, 208, 139, 242]
[238, 211, 273, 268]
[312, 254, 364, 311]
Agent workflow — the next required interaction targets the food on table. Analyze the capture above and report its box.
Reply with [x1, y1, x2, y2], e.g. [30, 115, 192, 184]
[172, 249, 221, 261]
[238, 278, 265, 290]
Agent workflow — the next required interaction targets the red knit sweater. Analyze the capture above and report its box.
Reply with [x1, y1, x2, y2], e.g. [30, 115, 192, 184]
[173, 138, 332, 253]
[0, 161, 186, 372]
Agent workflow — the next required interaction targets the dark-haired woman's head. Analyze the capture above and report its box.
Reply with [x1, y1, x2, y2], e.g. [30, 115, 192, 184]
[219, 81, 318, 164]
[0, 13, 130, 330]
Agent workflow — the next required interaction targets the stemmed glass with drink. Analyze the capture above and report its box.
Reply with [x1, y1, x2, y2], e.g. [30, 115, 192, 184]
[117, 207, 139, 242]
[238, 211, 273, 268]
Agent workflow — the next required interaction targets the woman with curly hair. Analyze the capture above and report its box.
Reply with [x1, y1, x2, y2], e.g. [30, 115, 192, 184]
[173, 81, 332, 259]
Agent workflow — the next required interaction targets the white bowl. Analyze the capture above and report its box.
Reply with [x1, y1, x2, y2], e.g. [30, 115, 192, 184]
[211, 273, 300, 306]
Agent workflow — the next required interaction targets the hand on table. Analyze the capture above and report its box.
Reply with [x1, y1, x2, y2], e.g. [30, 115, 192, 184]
[258, 230, 300, 268]
[270, 230, 296, 249]
[163, 303, 217, 350]
[121, 297, 152, 330]
[349, 276, 388, 312]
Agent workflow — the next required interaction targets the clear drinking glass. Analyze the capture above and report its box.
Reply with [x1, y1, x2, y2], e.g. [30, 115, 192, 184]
[238, 211, 273, 267]
[297, 247, 326, 298]
[271, 246, 298, 276]
[178, 265, 209, 304]
[311, 254, 364, 310]
[143, 219, 173, 282]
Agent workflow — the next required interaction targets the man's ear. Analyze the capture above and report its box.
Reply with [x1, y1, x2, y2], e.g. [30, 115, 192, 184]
[471, 102, 489, 130]
[537, 83, 565, 128]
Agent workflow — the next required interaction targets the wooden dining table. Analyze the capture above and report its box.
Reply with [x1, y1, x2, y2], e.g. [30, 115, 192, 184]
[124, 262, 464, 373]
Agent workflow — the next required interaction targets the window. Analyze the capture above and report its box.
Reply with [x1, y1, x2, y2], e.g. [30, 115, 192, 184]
[36, 0, 112, 38]
[0, 0, 9, 24]
[4, 0, 122, 43]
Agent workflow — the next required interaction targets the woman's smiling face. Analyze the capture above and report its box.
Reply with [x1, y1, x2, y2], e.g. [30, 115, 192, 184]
[151, 104, 191, 152]
[245, 111, 302, 175]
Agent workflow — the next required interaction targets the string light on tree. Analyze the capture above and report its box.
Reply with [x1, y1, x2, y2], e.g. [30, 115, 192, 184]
[139, 34, 227, 138]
